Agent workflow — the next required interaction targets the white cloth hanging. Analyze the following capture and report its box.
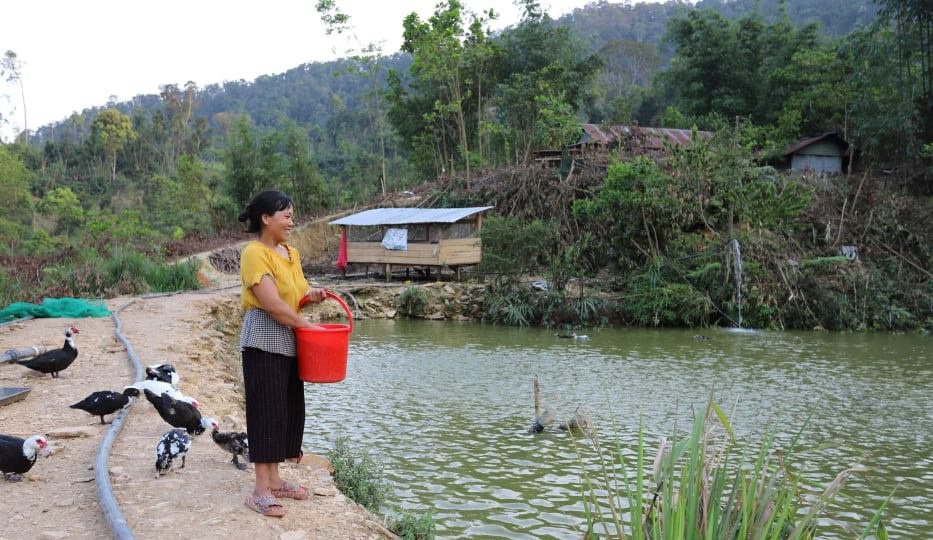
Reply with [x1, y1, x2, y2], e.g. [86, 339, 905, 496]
[381, 228, 408, 251]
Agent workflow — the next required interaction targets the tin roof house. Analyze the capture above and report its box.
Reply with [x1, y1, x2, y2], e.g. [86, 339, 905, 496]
[329, 207, 493, 281]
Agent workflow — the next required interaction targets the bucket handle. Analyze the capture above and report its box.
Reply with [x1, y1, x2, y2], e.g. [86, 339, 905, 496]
[324, 290, 354, 332]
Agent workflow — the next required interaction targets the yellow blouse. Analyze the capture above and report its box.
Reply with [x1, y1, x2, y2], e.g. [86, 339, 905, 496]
[240, 240, 310, 312]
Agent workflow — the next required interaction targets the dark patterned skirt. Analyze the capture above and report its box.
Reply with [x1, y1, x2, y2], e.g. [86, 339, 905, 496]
[241, 347, 305, 463]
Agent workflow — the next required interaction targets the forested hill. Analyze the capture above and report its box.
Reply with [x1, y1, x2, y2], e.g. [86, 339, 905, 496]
[31, 0, 877, 144]
[559, 0, 879, 50]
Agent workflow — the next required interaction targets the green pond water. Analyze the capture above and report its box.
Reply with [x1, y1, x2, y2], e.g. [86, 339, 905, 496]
[302, 320, 932, 539]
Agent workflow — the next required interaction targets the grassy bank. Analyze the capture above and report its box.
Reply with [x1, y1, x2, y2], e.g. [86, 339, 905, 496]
[0, 247, 200, 305]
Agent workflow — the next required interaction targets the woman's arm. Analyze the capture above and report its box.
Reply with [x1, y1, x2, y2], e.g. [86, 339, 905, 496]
[251, 276, 315, 329]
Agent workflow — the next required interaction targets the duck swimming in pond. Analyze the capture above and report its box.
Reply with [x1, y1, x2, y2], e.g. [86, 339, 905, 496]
[529, 406, 556, 433]
[556, 333, 589, 340]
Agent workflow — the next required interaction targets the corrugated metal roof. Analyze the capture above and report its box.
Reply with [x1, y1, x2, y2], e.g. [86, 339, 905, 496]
[782, 132, 848, 156]
[329, 207, 494, 226]
[579, 124, 713, 148]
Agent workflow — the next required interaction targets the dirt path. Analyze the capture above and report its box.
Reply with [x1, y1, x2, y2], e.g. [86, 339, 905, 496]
[108, 290, 390, 540]
[1, 289, 393, 540]
[0, 311, 133, 539]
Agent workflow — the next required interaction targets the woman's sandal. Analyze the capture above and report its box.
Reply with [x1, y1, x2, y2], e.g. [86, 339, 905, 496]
[245, 494, 286, 517]
[271, 481, 309, 500]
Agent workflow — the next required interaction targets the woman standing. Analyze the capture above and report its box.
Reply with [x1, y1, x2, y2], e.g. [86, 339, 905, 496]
[238, 190, 326, 517]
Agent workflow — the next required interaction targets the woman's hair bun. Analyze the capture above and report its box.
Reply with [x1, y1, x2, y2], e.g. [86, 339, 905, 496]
[238, 191, 293, 234]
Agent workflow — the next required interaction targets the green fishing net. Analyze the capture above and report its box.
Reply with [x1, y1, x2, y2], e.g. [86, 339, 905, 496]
[0, 297, 112, 323]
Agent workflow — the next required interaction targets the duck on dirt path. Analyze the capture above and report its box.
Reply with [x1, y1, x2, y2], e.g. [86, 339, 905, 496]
[145, 364, 179, 386]
[70, 388, 138, 424]
[155, 429, 191, 478]
[211, 427, 249, 470]
[125, 380, 198, 408]
[17, 326, 79, 378]
[144, 389, 217, 435]
[0, 434, 49, 481]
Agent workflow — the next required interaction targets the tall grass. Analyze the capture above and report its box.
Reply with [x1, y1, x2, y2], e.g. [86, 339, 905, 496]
[104, 247, 200, 292]
[36, 247, 200, 299]
[571, 398, 886, 539]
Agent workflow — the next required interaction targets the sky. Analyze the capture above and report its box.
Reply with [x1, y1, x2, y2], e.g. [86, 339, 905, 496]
[0, 0, 645, 141]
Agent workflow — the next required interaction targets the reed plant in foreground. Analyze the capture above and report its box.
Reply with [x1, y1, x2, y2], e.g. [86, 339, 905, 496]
[569, 398, 888, 539]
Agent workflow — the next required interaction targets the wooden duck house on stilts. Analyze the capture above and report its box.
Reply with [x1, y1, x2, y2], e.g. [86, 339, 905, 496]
[330, 207, 493, 282]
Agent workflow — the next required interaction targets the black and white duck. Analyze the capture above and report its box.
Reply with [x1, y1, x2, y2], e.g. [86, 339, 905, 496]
[17, 326, 80, 378]
[145, 364, 179, 386]
[70, 388, 138, 424]
[0, 434, 49, 481]
[144, 389, 216, 435]
[125, 380, 198, 408]
[155, 429, 191, 478]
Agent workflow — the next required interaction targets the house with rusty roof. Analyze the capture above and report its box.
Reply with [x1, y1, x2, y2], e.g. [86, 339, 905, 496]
[533, 124, 713, 168]
[576, 124, 713, 149]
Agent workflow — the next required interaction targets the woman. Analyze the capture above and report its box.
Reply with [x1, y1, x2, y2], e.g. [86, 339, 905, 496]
[238, 190, 326, 517]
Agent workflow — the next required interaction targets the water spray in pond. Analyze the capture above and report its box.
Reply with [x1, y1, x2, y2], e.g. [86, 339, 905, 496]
[732, 238, 743, 328]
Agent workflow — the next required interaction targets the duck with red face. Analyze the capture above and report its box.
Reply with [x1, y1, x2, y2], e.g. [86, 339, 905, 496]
[0, 434, 49, 481]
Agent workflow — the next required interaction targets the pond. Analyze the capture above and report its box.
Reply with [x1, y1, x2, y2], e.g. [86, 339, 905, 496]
[303, 320, 932, 539]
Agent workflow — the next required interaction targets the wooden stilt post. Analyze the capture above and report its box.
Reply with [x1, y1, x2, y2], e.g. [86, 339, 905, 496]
[533, 375, 541, 418]
[385, 263, 392, 283]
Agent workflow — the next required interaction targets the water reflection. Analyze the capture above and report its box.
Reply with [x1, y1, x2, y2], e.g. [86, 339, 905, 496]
[304, 320, 933, 539]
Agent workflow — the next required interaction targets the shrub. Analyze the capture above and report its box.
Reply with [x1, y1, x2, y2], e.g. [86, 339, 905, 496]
[616, 261, 714, 327]
[390, 512, 436, 540]
[0, 268, 24, 307]
[482, 284, 609, 328]
[326, 437, 389, 512]
[479, 216, 557, 284]
[482, 284, 540, 326]
[397, 286, 429, 318]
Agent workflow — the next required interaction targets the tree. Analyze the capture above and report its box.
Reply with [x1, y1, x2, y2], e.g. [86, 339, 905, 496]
[225, 115, 263, 209]
[491, 1, 601, 161]
[90, 109, 136, 184]
[875, 0, 933, 170]
[316, 0, 393, 196]
[1, 50, 27, 144]
[402, 0, 474, 186]
[281, 121, 327, 214]
[661, 9, 822, 129]
[37, 187, 84, 234]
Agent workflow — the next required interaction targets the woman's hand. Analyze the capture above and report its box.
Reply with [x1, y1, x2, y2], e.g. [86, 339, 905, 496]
[305, 287, 327, 304]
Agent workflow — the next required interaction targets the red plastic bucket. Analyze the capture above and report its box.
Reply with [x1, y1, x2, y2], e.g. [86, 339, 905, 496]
[295, 291, 353, 383]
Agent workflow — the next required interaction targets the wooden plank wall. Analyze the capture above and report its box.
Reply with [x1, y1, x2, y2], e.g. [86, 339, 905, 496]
[346, 238, 481, 266]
